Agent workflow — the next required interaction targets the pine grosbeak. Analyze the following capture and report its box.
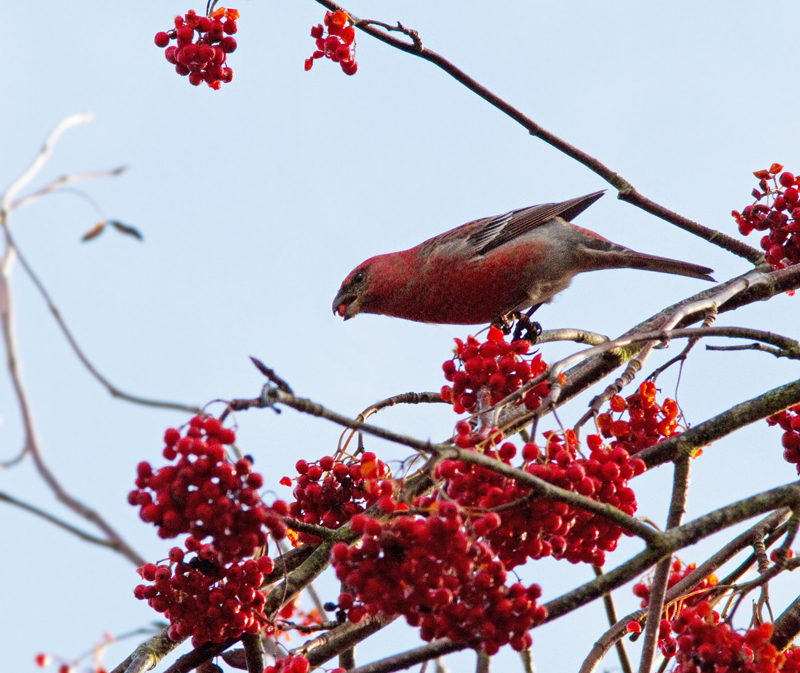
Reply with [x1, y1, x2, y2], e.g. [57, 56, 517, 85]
[332, 191, 714, 325]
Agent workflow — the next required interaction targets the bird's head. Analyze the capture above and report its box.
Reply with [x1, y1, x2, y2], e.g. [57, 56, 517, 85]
[332, 260, 374, 320]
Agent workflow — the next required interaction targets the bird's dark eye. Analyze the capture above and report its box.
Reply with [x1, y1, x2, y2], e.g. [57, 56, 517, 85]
[353, 271, 365, 283]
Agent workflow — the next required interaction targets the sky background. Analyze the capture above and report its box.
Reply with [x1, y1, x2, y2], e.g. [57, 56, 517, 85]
[2, 1, 800, 672]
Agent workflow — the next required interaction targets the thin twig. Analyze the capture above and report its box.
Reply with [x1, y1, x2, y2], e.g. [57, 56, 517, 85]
[0, 491, 124, 550]
[2, 226, 200, 414]
[706, 343, 791, 358]
[1, 112, 94, 210]
[637, 456, 691, 673]
[592, 566, 633, 673]
[312, 1, 761, 263]
[9, 167, 128, 212]
[0, 229, 145, 567]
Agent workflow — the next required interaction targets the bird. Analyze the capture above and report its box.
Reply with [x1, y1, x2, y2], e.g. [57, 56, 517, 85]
[332, 191, 715, 326]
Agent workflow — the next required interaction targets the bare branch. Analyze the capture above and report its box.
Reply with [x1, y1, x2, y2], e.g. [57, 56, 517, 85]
[0, 490, 125, 550]
[241, 633, 264, 673]
[311, 1, 760, 263]
[0, 240, 145, 566]
[592, 566, 633, 673]
[304, 615, 397, 667]
[2, 225, 200, 414]
[547, 483, 800, 624]
[110, 628, 177, 673]
[637, 457, 691, 673]
[342, 639, 470, 673]
[1, 112, 93, 210]
[9, 167, 128, 212]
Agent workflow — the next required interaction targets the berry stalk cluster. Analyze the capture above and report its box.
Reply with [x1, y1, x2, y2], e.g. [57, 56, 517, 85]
[440, 430, 645, 567]
[733, 164, 800, 271]
[330, 504, 545, 655]
[129, 416, 288, 646]
[597, 381, 682, 455]
[154, 7, 238, 89]
[282, 452, 394, 544]
[305, 11, 358, 75]
[440, 326, 549, 415]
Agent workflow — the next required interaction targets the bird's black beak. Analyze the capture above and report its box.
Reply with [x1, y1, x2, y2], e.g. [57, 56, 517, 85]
[332, 290, 359, 320]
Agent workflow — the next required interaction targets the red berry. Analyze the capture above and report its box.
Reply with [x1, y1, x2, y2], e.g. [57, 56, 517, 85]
[341, 60, 358, 76]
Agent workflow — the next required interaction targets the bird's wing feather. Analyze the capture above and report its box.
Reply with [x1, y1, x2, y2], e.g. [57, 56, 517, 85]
[466, 190, 606, 257]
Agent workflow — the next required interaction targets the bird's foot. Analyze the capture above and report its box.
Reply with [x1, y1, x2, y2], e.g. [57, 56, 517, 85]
[493, 312, 519, 335]
[513, 315, 542, 344]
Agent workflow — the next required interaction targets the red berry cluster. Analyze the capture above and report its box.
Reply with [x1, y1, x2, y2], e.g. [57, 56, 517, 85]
[767, 404, 800, 474]
[597, 381, 681, 455]
[782, 650, 800, 673]
[134, 544, 275, 646]
[283, 452, 394, 544]
[304, 11, 358, 75]
[330, 504, 545, 654]
[154, 8, 238, 89]
[439, 431, 645, 567]
[129, 416, 289, 645]
[265, 655, 345, 673]
[440, 326, 549, 415]
[633, 558, 718, 611]
[129, 416, 287, 557]
[670, 603, 785, 672]
[733, 164, 800, 270]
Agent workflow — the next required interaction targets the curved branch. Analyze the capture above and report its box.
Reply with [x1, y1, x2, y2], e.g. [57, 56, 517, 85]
[1, 112, 93, 210]
[312, 1, 760, 263]
[343, 638, 471, 673]
[0, 230, 145, 567]
[4, 226, 200, 414]
[0, 491, 125, 551]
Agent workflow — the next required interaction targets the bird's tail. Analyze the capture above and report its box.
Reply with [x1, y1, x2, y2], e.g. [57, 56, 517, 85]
[619, 251, 715, 282]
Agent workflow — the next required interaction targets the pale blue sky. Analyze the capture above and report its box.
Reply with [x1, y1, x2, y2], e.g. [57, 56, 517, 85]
[2, 2, 800, 672]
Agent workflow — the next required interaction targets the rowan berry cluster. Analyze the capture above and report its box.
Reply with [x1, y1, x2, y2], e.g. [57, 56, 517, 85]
[439, 431, 645, 567]
[129, 415, 287, 556]
[282, 452, 394, 543]
[733, 164, 800, 270]
[330, 504, 545, 654]
[596, 381, 680, 455]
[440, 326, 549, 415]
[154, 8, 238, 89]
[304, 11, 358, 75]
[129, 416, 289, 645]
[670, 603, 786, 672]
[134, 546, 275, 646]
[767, 405, 800, 474]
